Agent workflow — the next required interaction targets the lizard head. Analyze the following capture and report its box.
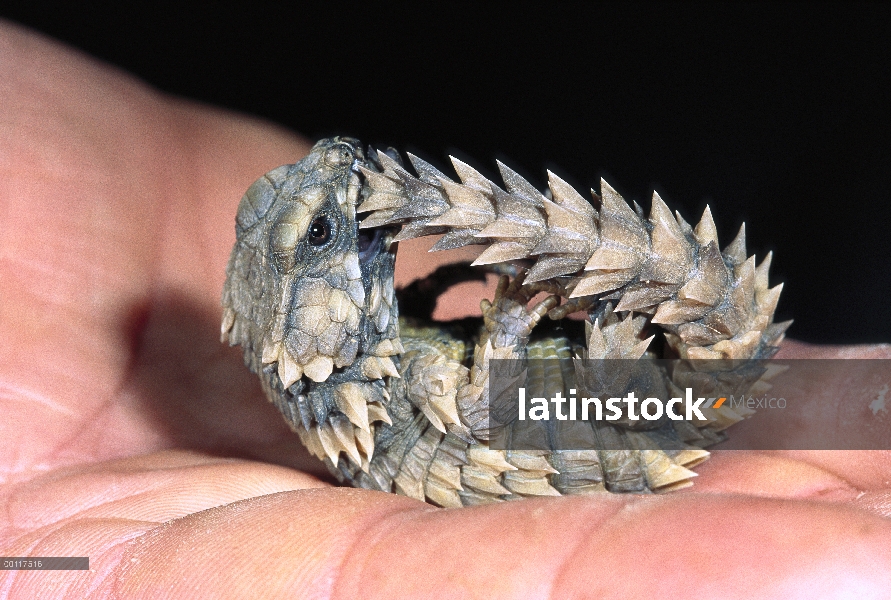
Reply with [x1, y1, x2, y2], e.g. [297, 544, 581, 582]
[221, 137, 401, 393]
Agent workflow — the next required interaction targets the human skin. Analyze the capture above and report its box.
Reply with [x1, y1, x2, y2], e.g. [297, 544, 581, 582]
[1, 21, 890, 599]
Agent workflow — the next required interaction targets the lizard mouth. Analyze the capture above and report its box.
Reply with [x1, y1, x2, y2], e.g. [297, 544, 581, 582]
[353, 161, 395, 266]
[357, 226, 383, 263]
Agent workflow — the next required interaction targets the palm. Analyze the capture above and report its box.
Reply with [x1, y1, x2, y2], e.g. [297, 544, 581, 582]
[1, 22, 889, 599]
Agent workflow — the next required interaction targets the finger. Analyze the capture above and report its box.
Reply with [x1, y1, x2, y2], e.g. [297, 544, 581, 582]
[779, 451, 891, 497]
[102, 491, 891, 598]
[0, 450, 330, 597]
[688, 451, 861, 502]
[6, 450, 890, 598]
[728, 341, 891, 494]
[3, 450, 328, 530]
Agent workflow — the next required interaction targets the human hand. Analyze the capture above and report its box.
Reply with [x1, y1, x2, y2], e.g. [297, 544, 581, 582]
[1, 21, 889, 599]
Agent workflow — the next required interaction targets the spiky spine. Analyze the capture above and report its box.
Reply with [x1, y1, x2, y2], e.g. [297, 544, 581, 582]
[358, 151, 790, 363]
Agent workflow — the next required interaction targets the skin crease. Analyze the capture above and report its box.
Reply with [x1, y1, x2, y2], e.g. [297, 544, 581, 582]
[1, 20, 890, 600]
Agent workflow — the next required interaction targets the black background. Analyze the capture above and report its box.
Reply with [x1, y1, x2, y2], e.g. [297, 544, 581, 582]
[4, 3, 889, 343]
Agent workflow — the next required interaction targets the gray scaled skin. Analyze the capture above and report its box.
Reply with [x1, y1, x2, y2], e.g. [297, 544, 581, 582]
[221, 137, 788, 507]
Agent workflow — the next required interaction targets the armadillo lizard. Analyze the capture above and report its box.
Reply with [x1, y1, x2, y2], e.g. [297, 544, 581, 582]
[221, 137, 788, 506]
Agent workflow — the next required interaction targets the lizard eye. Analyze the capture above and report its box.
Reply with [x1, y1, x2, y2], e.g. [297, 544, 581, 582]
[308, 216, 332, 246]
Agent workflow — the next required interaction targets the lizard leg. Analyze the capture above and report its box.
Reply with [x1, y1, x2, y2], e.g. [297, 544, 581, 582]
[458, 274, 558, 437]
[475, 274, 559, 434]
[480, 274, 559, 351]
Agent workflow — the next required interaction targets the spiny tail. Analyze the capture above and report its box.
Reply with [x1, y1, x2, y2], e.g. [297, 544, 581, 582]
[357, 150, 790, 361]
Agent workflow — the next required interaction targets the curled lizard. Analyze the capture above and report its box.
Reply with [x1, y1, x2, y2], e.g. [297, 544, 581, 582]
[221, 137, 789, 506]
